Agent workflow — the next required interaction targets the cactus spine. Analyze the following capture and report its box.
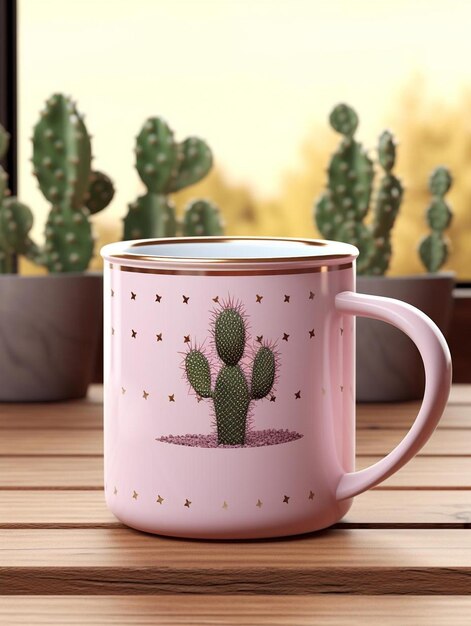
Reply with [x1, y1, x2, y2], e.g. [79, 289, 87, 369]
[315, 104, 403, 275]
[185, 303, 276, 445]
[32, 94, 114, 273]
[419, 167, 453, 272]
[0, 125, 34, 273]
[123, 117, 223, 240]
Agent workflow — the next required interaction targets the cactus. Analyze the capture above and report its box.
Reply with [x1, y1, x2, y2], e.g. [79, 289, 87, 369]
[185, 302, 277, 446]
[315, 104, 403, 275]
[33, 94, 92, 272]
[0, 125, 34, 273]
[419, 167, 453, 272]
[123, 117, 223, 240]
[182, 199, 224, 236]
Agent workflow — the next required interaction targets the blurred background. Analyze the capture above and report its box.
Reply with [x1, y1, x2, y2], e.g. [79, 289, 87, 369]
[17, 0, 471, 278]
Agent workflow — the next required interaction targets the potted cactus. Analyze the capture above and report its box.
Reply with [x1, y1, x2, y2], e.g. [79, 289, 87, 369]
[314, 103, 454, 401]
[123, 117, 223, 239]
[0, 94, 114, 401]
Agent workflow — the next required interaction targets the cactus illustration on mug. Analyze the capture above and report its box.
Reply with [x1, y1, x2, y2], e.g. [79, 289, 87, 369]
[123, 117, 223, 240]
[185, 301, 277, 445]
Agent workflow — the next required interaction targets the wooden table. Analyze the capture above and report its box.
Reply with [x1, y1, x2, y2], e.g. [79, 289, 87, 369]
[1, 385, 470, 624]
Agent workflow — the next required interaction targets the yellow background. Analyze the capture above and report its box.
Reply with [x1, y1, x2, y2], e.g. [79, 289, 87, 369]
[18, 0, 471, 277]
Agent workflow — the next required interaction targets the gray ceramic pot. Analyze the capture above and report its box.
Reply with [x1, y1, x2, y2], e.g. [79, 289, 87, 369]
[0, 273, 102, 401]
[356, 274, 454, 402]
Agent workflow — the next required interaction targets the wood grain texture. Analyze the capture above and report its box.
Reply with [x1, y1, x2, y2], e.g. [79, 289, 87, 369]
[0, 430, 102, 456]
[1, 596, 471, 625]
[1, 529, 471, 594]
[0, 386, 103, 430]
[356, 402, 471, 429]
[2, 426, 468, 457]
[2, 456, 470, 489]
[0, 457, 103, 488]
[448, 384, 471, 404]
[1, 490, 470, 529]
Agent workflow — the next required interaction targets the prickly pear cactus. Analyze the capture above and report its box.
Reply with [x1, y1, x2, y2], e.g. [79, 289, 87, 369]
[32, 94, 93, 272]
[32, 94, 114, 272]
[0, 124, 35, 273]
[418, 167, 453, 273]
[124, 117, 223, 240]
[182, 199, 224, 237]
[315, 104, 403, 275]
[185, 302, 276, 445]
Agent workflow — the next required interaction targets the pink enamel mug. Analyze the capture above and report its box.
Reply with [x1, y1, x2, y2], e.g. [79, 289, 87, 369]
[101, 237, 452, 539]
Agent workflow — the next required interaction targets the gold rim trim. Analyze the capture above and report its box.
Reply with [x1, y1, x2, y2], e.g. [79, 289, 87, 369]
[109, 261, 353, 276]
[101, 236, 358, 264]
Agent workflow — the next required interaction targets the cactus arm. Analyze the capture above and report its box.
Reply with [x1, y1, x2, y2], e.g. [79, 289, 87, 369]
[43, 207, 93, 273]
[123, 193, 177, 240]
[419, 232, 449, 273]
[85, 170, 115, 214]
[0, 198, 34, 274]
[0, 166, 8, 201]
[250, 346, 276, 400]
[185, 350, 213, 398]
[168, 137, 212, 193]
[419, 166, 453, 273]
[135, 118, 179, 194]
[0, 125, 9, 160]
[32, 94, 92, 210]
[182, 199, 224, 236]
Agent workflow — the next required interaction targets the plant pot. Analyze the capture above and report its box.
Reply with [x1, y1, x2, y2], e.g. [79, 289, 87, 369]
[0, 273, 103, 402]
[356, 273, 454, 402]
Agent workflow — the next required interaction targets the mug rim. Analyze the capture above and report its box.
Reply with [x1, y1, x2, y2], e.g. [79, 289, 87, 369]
[101, 236, 359, 266]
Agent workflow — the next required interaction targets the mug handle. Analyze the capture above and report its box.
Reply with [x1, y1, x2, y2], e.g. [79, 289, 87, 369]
[335, 290, 452, 501]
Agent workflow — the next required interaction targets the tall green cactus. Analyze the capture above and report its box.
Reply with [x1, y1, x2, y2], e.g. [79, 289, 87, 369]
[185, 303, 276, 445]
[315, 104, 403, 275]
[0, 125, 34, 273]
[418, 167, 453, 272]
[123, 117, 223, 240]
[32, 94, 114, 272]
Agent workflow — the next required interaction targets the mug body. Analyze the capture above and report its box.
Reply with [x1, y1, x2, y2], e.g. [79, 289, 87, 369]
[101, 237, 357, 539]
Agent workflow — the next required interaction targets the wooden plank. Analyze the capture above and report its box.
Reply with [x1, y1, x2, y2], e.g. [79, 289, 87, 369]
[1, 490, 470, 529]
[0, 457, 103, 488]
[1, 456, 470, 490]
[0, 386, 103, 430]
[0, 491, 118, 528]
[356, 428, 471, 456]
[1, 425, 469, 457]
[356, 402, 471, 429]
[356, 456, 471, 489]
[448, 384, 471, 404]
[0, 430, 102, 456]
[1, 596, 471, 625]
[1, 528, 471, 594]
